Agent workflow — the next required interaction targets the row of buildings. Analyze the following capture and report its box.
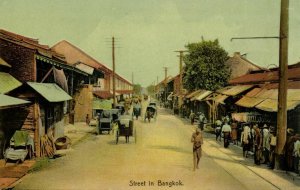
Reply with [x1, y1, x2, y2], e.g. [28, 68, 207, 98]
[156, 52, 300, 133]
[0, 29, 133, 158]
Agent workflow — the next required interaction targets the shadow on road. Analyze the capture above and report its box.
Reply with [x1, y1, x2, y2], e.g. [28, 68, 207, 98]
[147, 145, 190, 155]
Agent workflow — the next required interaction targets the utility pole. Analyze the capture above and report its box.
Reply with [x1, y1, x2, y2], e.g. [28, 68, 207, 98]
[175, 50, 188, 108]
[275, 0, 289, 170]
[112, 36, 116, 108]
[163, 67, 168, 103]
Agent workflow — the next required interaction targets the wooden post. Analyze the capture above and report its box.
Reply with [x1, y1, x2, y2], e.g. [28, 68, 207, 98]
[34, 101, 40, 157]
[275, 0, 289, 169]
[112, 37, 116, 108]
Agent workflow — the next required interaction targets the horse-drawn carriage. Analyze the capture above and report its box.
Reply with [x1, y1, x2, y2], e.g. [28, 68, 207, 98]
[144, 105, 157, 122]
[115, 115, 136, 144]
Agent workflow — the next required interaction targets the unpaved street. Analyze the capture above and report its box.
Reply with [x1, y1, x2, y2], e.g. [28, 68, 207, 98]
[15, 107, 282, 190]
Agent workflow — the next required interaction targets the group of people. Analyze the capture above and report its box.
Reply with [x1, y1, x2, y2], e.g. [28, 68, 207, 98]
[240, 124, 277, 167]
[189, 111, 207, 131]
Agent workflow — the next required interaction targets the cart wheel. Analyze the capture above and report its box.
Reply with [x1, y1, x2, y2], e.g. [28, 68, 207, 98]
[116, 131, 119, 144]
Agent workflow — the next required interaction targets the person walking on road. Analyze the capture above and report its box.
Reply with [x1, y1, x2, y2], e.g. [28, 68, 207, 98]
[191, 128, 203, 171]
[222, 120, 231, 148]
[189, 111, 195, 125]
[215, 119, 222, 141]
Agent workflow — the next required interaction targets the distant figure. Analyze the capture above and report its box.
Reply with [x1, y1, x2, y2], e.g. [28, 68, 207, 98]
[221, 120, 231, 148]
[231, 120, 238, 145]
[198, 112, 206, 131]
[215, 119, 222, 141]
[268, 126, 276, 169]
[86, 114, 90, 126]
[241, 125, 251, 158]
[189, 111, 195, 125]
[253, 125, 262, 165]
[191, 128, 203, 171]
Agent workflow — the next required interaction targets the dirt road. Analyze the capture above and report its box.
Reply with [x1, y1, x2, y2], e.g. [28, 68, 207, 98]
[14, 106, 290, 190]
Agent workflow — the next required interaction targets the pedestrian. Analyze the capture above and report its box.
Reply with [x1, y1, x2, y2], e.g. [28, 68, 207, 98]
[221, 119, 231, 148]
[241, 124, 251, 158]
[231, 120, 238, 145]
[189, 111, 195, 125]
[262, 124, 270, 164]
[86, 114, 90, 126]
[191, 128, 203, 171]
[268, 126, 276, 169]
[253, 124, 262, 165]
[215, 119, 222, 141]
[198, 112, 206, 131]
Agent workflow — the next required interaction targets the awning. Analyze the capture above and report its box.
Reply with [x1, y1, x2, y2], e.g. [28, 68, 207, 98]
[93, 91, 113, 99]
[75, 63, 94, 75]
[27, 82, 72, 102]
[235, 88, 300, 112]
[255, 99, 300, 112]
[0, 94, 30, 109]
[93, 99, 112, 110]
[194, 90, 212, 101]
[215, 94, 228, 104]
[36, 54, 88, 76]
[0, 72, 22, 93]
[185, 90, 202, 99]
[235, 96, 265, 108]
[217, 85, 253, 96]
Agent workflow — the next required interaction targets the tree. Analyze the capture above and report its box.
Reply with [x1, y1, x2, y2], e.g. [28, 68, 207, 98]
[146, 84, 156, 96]
[133, 84, 142, 95]
[183, 39, 230, 91]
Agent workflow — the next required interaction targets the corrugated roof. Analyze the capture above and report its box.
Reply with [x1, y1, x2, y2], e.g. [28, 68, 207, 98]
[0, 72, 22, 93]
[186, 90, 202, 99]
[229, 67, 300, 85]
[217, 85, 253, 96]
[235, 96, 265, 108]
[215, 94, 228, 104]
[255, 99, 300, 112]
[27, 82, 72, 102]
[194, 90, 212, 101]
[235, 88, 300, 111]
[260, 81, 300, 89]
[0, 57, 11, 68]
[0, 94, 30, 109]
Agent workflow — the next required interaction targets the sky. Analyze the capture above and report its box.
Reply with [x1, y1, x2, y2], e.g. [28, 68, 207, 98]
[0, 0, 299, 86]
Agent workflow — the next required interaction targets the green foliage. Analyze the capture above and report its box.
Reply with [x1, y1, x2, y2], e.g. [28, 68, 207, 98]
[183, 39, 230, 91]
[146, 85, 156, 95]
[133, 84, 142, 95]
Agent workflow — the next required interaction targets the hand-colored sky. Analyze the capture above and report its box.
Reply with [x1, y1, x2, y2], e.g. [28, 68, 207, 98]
[0, 0, 299, 86]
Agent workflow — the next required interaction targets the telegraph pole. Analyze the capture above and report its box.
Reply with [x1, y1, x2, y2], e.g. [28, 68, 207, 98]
[275, 0, 289, 170]
[175, 50, 188, 107]
[112, 36, 116, 108]
[163, 67, 168, 103]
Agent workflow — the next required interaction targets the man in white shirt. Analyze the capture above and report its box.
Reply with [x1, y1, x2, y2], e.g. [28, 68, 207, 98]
[294, 139, 300, 173]
[222, 120, 231, 148]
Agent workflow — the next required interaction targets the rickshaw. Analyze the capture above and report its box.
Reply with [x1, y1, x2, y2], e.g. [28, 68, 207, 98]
[115, 104, 125, 115]
[115, 115, 136, 144]
[144, 105, 157, 122]
[97, 109, 120, 134]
